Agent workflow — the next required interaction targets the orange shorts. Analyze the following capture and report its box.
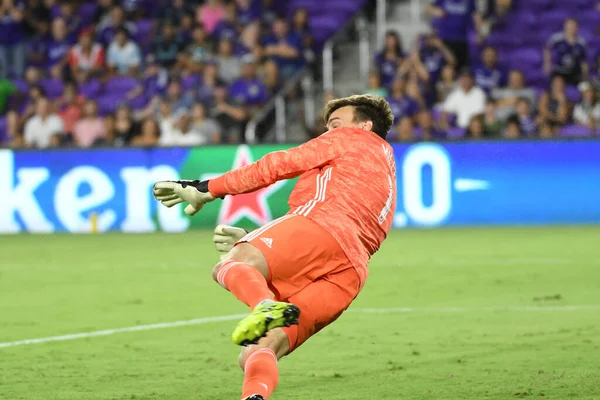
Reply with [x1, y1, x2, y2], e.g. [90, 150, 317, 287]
[238, 214, 362, 353]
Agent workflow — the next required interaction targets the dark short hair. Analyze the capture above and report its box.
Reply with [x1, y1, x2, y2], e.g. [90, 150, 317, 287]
[323, 94, 394, 139]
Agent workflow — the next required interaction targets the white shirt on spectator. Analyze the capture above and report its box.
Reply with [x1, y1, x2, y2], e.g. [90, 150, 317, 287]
[24, 114, 64, 148]
[443, 86, 486, 128]
[107, 40, 142, 74]
[573, 102, 600, 125]
[159, 120, 207, 147]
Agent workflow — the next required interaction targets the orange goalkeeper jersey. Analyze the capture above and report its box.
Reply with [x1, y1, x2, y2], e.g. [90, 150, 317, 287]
[208, 127, 397, 286]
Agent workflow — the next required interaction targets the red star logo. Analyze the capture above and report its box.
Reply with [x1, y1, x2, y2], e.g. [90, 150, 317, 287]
[212, 145, 286, 227]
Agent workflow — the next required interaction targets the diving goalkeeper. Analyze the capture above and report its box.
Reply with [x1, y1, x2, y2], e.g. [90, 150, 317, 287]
[153, 94, 397, 400]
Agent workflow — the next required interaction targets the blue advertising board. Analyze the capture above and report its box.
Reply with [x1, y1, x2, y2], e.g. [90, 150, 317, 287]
[1, 140, 599, 233]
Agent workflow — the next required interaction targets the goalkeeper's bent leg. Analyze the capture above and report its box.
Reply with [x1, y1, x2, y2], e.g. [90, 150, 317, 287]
[213, 243, 273, 309]
[238, 328, 289, 400]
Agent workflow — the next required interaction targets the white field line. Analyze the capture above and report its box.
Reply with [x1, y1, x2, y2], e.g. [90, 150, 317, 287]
[1, 306, 599, 349]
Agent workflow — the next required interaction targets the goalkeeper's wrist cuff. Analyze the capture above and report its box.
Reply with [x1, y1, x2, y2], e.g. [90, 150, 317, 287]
[208, 177, 228, 199]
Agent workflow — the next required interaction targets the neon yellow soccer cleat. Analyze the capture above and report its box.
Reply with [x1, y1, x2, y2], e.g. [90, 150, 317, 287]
[232, 301, 300, 346]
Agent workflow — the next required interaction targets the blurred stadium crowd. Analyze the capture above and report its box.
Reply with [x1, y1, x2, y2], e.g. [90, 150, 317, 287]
[0, 0, 323, 148]
[0, 0, 599, 148]
[376, 0, 600, 141]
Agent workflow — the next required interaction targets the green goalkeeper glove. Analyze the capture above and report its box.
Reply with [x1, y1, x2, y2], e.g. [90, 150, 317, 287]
[153, 180, 217, 216]
[213, 224, 248, 260]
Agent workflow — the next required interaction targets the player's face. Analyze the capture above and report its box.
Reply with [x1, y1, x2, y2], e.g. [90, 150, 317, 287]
[326, 106, 372, 132]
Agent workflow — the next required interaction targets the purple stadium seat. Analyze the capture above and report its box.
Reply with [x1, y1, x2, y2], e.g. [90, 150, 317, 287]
[128, 94, 148, 110]
[96, 94, 123, 116]
[560, 124, 593, 137]
[104, 76, 139, 95]
[40, 78, 64, 99]
[78, 3, 97, 27]
[509, 48, 543, 70]
[541, 10, 568, 31]
[12, 79, 28, 93]
[527, 0, 556, 11]
[79, 79, 102, 98]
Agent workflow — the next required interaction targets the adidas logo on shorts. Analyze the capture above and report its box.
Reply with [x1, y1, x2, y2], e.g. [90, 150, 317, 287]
[260, 237, 273, 248]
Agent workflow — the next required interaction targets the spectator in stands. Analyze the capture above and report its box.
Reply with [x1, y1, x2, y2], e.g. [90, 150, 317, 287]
[465, 114, 485, 138]
[72, 99, 105, 147]
[127, 56, 168, 103]
[483, 99, 503, 137]
[260, 0, 278, 28]
[55, 81, 83, 135]
[538, 74, 569, 133]
[474, 45, 506, 94]
[417, 110, 445, 140]
[6, 82, 43, 142]
[181, 24, 213, 74]
[107, 27, 141, 76]
[132, 117, 161, 146]
[178, 13, 195, 46]
[229, 54, 268, 107]
[544, 18, 588, 85]
[47, 18, 71, 79]
[160, 108, 206, 146]
[240, 17, 261, 54]
[68, 29, 105, 83]
[152, 21, 185, 69]
[365, 71, 388, 98]
[164, 0, 192, 25]
[197, 60, 224, 106]
[212, 2, 238, 41]
[23, 0, 51, 38]
[93, 0, 116, 28]
[436, 64, 456, 103]
[441, 67, 486, 129]
[23, 96, 63, 148]
[0, 0, 26, 78]
[374, 31, 405, 88]
[514, 97, 537, 137]
[473, 0, 513, 43]
[112, 104, 137, 146]
[131, 117, 160, 147]
[573, 81, 600, 132]
[0, 63, 15, 114]
[503, 115, 522, 138]
[492, 69, 536, 120]
[263, 17, 303, 79]
[216, 38, 242, 83]
[392, 118, 413, 142]
[386, 76, 420, 127]
[236, 0, 260, 28]
[425, 0, 478, 70]
[418, 33, 456, 103]
[259, 59, 280, 95]
[538, 120, 555, 138]
[196, 0, 226, 35]
[97, 5, 136, 46]
[26, 19, 50, 68]
[292, 8, 315, 65]
[58, 2, 81, 43]
[190, 102, 221, 144]
[138, 80, 193, 121]
[406, 72, 428, 109]
[212, 85, 246, 143]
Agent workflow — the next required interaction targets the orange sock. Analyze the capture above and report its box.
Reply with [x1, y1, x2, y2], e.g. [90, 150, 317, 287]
[241, 348, 279, 399]
[218, 261, 273, 309]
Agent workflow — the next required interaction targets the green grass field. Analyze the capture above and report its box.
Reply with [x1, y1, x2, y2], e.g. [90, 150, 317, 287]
[1, 227, 600, 400]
